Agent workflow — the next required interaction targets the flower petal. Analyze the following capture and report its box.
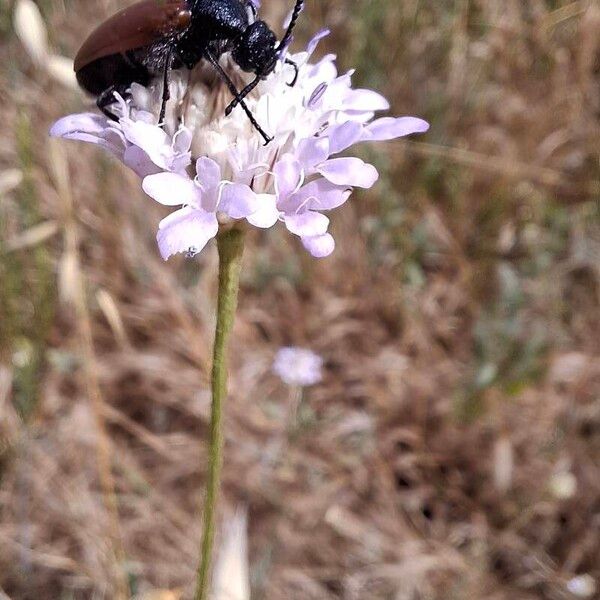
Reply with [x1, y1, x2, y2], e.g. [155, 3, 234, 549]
[317, 158, 379, 188]
[120, 119, 170, 167]
[156, 207, 218, 260]
[195, 156, 222, 190]
[296, 136, 329, 171]
[49, 113, 124, 156]
[301, 233, 335, 258]
[285, 178, 351, 212]
[246, 194, 280, 229]
[341, 88, 390, 112]
[274, 154, 302, 199]
[306, 28, 330, 56]
[123, 146, 161, 178]
[325, 121, 364, 155]
[142, 172, 200, 206]
[364, 116, 430, 141]
[284, 211, 330, 237]
[305, 54, 337, 82]
[173, 126, 193, 154]
[220, 183, 260, 219]
[50, 113, 108, 137]
[307, 82, 328, 109]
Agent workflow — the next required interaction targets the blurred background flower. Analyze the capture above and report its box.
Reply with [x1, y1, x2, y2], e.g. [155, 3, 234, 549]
[272, 346, 323, 387]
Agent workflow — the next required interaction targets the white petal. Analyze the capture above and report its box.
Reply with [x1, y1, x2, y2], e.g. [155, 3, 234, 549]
[317, 158, 379, 188]
[196, 156, 222, 190]
[142, 173, 200, 206]
[364, 117, 430, 141]
[282, 178, 351, 213]
[123, 146, 161, 179]
[274, 154, 302, 199]
[120, 119, 173, 169]
[296, 137, 330, 171]
[247, 194, 280, 229]
[157, 208, 218, 260]
[325, 121, 364, 154]
[301, 233, 335, 258]
[284, 211, 330, 237]
[306, 29, 331, 57]
[49, 113, 125, 156]
[220, 184, 260, 219]
[342, 89, 390, 112]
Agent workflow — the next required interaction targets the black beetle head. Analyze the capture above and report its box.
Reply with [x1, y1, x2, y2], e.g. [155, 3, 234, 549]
[233, 20, 278, 77]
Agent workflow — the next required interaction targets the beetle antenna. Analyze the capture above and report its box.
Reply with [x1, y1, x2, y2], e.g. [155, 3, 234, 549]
[277, 0, 305, 53]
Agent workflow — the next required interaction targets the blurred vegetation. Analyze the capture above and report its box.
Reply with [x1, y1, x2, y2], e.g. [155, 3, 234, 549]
[0, 0, 599, 599]
[1, 113, 55, 420]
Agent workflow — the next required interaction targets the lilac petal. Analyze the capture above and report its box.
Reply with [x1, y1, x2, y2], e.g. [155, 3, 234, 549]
[306, 28, 330, 56]
[49, 113, 124, 156]
[284, 211, 330, 237]
[195, 156, 222, 191]
[341, 89, 390, 112]
[307, 83, 328, 109]
[119, 119, 189, 171]
[246, 194, 280, 229]
[170, 153, 193, 175]
[273, 347, 323, 387]
[317, 158, 379, 188]
[325, 121, 364, 154]
[120, 119, 170, 168]
[55, 131, 124, 156]
[142, 172, 200, 206]
[50, 113, 109, 137]
[274, 154, 302, 199]
[364, 117, 430, 141]
[123, 146, 161, 178]
[156, 207, 218, 260]
[173, 127, 193, 154]
[284, 178, 351, 213]
[296, 136, 329, 170]
[305, 54, 337, 81]
[220, 183, 260, 219]
[301, 233, 335, 258]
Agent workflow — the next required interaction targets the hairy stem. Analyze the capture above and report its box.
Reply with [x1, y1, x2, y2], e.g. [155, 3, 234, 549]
[195, 227, 245, 600]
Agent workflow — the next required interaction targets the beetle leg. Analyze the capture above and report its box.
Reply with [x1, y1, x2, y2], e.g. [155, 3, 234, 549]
[284, 58, 299, 87]
[205, 50, 272, 145]
[97, 85, 127, 121]
[224, 75, 261, 116]
[159, 51, 173, 126]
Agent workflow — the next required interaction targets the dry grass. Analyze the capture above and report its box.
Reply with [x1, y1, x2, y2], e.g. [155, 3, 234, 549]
[1, 0, 599, 599]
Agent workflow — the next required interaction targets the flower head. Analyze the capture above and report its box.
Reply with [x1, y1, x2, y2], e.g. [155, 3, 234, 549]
[567, 575, 597, 598]
[51, 30, 429, 260]
[273, 347, 323, 387]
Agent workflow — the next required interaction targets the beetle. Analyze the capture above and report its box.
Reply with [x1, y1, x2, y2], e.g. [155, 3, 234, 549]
[74, 0, 305, 144]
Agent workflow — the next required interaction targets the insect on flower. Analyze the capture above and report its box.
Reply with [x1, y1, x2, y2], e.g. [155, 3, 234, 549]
[74, 0, 305, 144]
[52, 27, 430, 261]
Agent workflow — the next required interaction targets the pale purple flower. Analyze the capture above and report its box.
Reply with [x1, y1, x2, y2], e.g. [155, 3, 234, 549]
[50, 30, 429, 260]
[273, 347, 323, 387]
[567, 575, 596, 598]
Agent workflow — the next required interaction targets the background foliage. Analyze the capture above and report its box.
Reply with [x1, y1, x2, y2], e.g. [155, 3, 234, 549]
[0, 0, 599, 598]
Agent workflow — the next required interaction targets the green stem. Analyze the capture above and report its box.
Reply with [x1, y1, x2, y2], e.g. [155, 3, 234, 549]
[195, 227, 245, 600]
